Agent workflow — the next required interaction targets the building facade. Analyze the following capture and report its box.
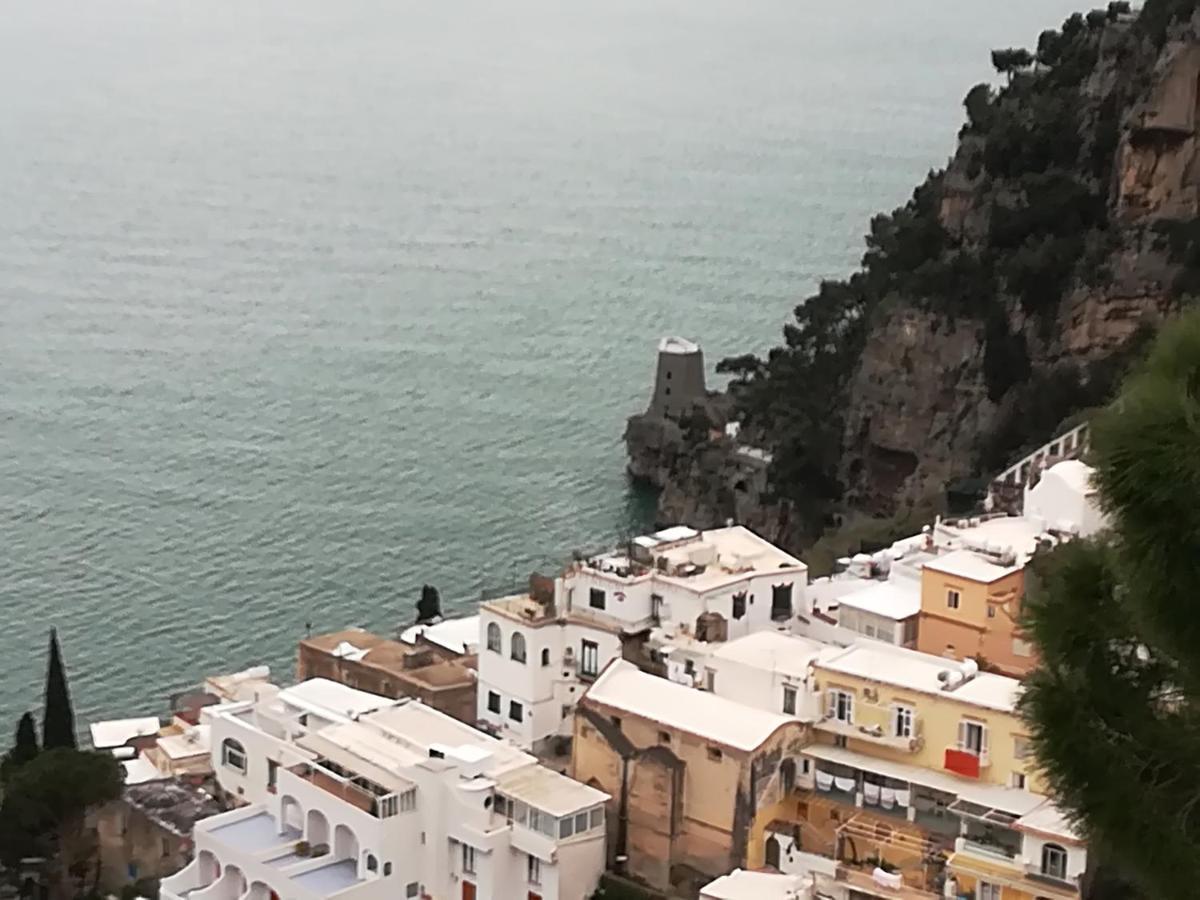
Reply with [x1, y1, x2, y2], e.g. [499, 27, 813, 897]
[746, 641, 1086, 900]
[476, 526, 808, 752]
[298, 628, 477, 725]
[571, 660, 809, 895]
[162, 678, 608, 900]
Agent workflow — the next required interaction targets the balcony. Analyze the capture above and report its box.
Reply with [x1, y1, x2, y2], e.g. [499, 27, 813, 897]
[286, 762, 410, 818]
[163, 804, 372, 900]
[950, 836, 1021, 868]
[816, 715, 924, 752]
[834, 864, 941, 899]
[946, 851, 1080, 899]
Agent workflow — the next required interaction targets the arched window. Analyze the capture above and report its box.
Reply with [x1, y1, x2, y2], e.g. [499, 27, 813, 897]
[366, 854, 378, 873]
[511, 632, 527, 663]
[1041, 843, 1068, 880]
[486, 622, 501, 653]
[540, 648, 551, 667]
[221, 738, 247, 773]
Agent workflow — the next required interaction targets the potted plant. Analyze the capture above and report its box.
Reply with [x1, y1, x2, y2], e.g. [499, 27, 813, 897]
[296, 840, 312, 857]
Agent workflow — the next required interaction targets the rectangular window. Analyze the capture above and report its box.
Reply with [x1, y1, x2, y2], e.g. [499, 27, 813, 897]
[590, 807, 604, 829]
[1010, 772, 1026, 789]
[705, 669, 716, 692]
[947, 589, 961, 609]
[658, 730, 671, 744]
[707, 746, 722, 762]
[987, 605, 996, 619]
[509, 700, 524, 722]
[559, 816, 574, 839]
[891, 705, 914, 738]
[406, 884, 419, 899]
[580, 639, 599, 677]
[575, 811, 588, 833]
[978, 882, 1001, 900]
[1043, 844, 1068, 880]
[487, 691, 501, 714]
[527, 854, 541, 885]
[589, 588, 606, 610]
[461, 844, 476, 875]
[782, 685, 797, 715]
[732, 591, 747, 620]
[958, 719, 987, 758]
[771, 583, 794, 620]
[221, 741, 246, 773]
[826, 689, 854, 724]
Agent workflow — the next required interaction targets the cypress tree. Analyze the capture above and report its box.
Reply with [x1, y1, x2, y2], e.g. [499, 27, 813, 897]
[0, 712, 40, 783]
[1022, 311, 1200, 897]
[41, 629, 76, 750]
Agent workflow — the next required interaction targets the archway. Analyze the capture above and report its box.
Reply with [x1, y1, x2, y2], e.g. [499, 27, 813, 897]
[196, 850, 220, 888]
[334, 823, 359, 862]
[765, 835, 781, 870]
[280, 795, 303, 834]
[306, 809, 330, 847]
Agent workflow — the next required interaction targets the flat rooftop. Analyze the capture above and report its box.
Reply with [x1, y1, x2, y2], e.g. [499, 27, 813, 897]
[276, 679, 397, 723]
[836, 579, 921, 619]
[922, 548, 1021, 584]
[360, 701, 533, 776]
[587, 525, 806, 593]
[702, 869, 807, 900]
[935, 515, 1047, 562]
[709, 630, 825, 679]
[399, 615, 480, 655]
[815, 642, 1021, 713]
[482, 593, 557, 625]
[584, 660, 794, 751]
[495, 763, 609, 817]
[90, 716, 160, 750]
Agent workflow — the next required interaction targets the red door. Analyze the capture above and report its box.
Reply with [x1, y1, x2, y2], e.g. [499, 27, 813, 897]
[462, 882, 476, 900]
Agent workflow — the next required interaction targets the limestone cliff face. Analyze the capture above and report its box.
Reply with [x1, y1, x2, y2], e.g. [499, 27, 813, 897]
[628, 9, 1195, 545]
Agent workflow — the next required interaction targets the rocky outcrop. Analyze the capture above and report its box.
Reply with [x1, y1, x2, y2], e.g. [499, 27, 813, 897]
[627, 8, 1195, 547]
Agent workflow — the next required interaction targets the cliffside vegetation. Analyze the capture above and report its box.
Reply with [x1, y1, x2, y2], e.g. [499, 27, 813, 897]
[1022, 311, 1200, 898]
[717, 0, 1196, 540]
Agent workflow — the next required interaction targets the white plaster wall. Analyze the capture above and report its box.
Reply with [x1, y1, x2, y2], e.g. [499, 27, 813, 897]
[554, 834, 606, 900]
[1021, 834, 1087, 882]
[562, 570, 655, 625]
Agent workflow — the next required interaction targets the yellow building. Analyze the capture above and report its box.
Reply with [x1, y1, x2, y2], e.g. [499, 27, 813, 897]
[571, 660, 809, 896]
[748, 641, 1085, 900]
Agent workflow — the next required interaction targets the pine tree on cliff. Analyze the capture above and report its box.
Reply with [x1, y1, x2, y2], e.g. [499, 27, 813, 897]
[0, 712, 40, 783]
[1022, 311, 1200, 897]
[41, 629, 76, 750]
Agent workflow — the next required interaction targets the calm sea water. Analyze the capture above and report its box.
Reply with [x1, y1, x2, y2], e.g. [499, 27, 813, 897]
[0, 0, 1081, 730]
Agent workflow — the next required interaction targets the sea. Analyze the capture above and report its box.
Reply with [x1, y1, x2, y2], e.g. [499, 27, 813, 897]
[0, 0, 1083, 731]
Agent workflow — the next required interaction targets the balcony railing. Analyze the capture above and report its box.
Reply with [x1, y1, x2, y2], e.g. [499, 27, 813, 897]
[834, 864, 941, 899]
[943, 747, 989, 778]
[955, 835, 1020, 864]
[816, 716, 924, 752]
[287, 762, 398, 817]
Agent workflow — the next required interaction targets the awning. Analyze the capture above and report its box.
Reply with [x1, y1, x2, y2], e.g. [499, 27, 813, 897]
[803, 744, 1044, 816]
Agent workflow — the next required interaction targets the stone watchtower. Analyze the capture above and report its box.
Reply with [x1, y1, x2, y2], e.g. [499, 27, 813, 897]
[648, 336, 706, 420]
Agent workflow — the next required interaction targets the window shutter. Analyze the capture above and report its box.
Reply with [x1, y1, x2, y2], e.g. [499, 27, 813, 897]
[957, 719, 968, 750]
[825, 690, 836, 718]
[980, 724, 989, 754]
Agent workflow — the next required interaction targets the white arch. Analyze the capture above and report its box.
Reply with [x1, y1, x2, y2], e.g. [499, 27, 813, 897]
[280, 795, 303, 834]
[334, 823, 359, 862]
[306, 808, 330, 846]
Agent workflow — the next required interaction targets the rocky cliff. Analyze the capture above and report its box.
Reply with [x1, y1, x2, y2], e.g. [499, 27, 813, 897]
[627, 2, 1195, 550]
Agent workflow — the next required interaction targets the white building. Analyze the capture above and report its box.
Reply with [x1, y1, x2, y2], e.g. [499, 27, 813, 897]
[1024, 459, 1107, 537]
[162, 678, 608, 900]
[476, 526, 808, 751]
[699, 869, 809, 900]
